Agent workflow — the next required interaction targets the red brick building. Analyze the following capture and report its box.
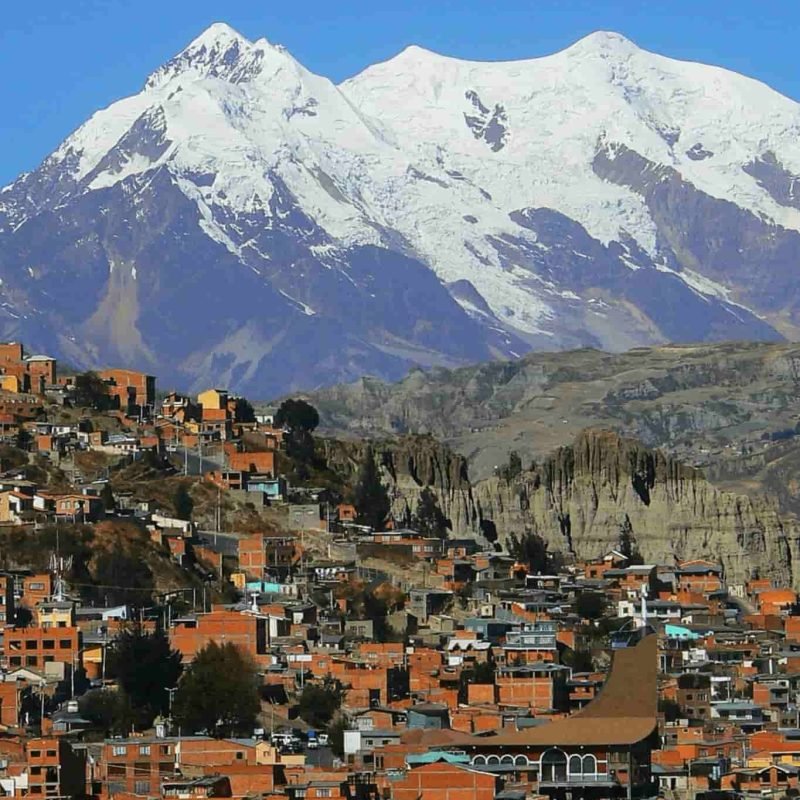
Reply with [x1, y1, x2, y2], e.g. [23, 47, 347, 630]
[2, 625, 81, 670]
[97, 368, 156, 414]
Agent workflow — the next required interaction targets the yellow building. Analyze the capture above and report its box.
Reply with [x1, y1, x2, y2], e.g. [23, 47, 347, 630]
[0, 490, 33, 524]
[0, 375, 21, 393]
[197, 388, 228, 410]
[36, 600, 75, 629]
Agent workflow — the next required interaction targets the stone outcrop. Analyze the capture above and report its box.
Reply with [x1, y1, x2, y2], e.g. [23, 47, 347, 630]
[470, 430, 797, 588]
[331, 429, 800, 588]
[322, 434, 478, 532]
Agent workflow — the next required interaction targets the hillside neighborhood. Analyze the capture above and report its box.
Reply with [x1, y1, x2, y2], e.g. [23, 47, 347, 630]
[0, 342, 796, 800]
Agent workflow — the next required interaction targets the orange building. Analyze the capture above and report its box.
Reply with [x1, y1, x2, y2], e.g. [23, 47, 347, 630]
[170, 608, 275, 666]
[26, 737, 85, 799]
[97, 368, 156, 413]
[495, 664, 570, 711]
[227, 450, 275, 475]
[676, 560, 723, 593]
[0, 680, 25, 727]
[391, 762, 499, 800]
[0, 573, 14, 629]
[2, 625, 81, 670]
[20, 573, 52, 609]
[0, 342, 57, 394]
[238, 532, 298, 580]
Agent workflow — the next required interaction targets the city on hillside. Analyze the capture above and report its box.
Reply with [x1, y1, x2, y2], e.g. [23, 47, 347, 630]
[0, 341, 792, 800]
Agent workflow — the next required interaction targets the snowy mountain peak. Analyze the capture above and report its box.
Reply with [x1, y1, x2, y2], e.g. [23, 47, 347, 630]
[188, 21, 251, 49]
[3, 23, 800, 396]
[145, 22, 279, 89]
[565, 30, 639, 56]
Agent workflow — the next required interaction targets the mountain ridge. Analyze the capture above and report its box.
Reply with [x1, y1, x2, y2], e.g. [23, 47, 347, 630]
[2, 25, 800, 393]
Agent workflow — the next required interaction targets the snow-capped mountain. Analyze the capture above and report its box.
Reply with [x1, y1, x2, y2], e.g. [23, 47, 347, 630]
[1, 23, 799, 395]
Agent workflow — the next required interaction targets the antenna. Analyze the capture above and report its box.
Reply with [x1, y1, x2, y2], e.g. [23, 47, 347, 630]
[50, 553, 73, 602]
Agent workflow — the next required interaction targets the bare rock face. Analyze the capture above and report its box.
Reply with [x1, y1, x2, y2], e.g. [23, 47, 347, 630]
[338, 429, 799, 588]
[322, 434, 478, 531]
[470, 430, 796, 587]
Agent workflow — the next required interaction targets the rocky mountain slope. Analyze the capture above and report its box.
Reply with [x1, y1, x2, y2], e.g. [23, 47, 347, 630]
[310, 341, 800, 486]
[332, 430, 799, 588]
[3, 25, 800, 393]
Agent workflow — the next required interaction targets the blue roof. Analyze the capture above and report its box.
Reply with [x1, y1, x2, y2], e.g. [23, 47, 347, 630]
[407, 751, 470, 765]
[665, 623, 701, 640]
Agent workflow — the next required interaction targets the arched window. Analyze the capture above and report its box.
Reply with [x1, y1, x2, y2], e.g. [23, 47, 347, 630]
[566, 753, 599, 779]
[487, 754, 501, 765]
[569, 755, 583, 777]
[472, 755, 487, 766]
[514, 754, 529, 766]
[501, 755, 515, 765]
[540, 749, 567, 782]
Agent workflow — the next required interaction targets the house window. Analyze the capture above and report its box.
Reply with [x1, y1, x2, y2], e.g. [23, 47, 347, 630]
[112, 746, 127, 756]
[26, 656, 37, 666]
[139, 746, 150, 756]
[42, 641, 54, 650]
[45, 751, 56, 758]
[58, 640, 72, 649]
[134, 780, 150, 795]
[160, 745, 171, 755]
[316, 790, 331, 798]
[236, 752, 244, 760]
[25, 640, 37, 650]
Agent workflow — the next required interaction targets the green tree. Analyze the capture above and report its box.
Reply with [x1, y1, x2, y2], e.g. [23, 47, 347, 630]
[328, 714, 349, 758]
[413, 488, 449, 539]
[106, 625, 182, 729]
[353, 448, 390, 531]
[173, 642, 260, 737]
[73, 371, 111, 410]
[173, 484, 194, 521]
[576, 591, 608, 621]
[618, 517, 643, 565]
[498, 451, 523, 482]
[458, 660, 496, 703]
[274, 399, 319, 433]
[100, 483, 116, 512]
[562, 648, 594, 673]
[659, 697, 681, 723]
[15, 428, 31, 451]
[297, 677, 345, 730]
[507, 530, 557, 573]
[79, 688, 135, 735]
[285, 428, 316, 466]
[234, 397, 256, 424]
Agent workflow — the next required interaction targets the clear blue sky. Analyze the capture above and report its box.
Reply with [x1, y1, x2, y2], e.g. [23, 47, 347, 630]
[1, 0, 798, 186]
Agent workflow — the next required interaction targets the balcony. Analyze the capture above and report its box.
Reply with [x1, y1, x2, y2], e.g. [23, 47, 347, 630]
[538, 774, 618, 788]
